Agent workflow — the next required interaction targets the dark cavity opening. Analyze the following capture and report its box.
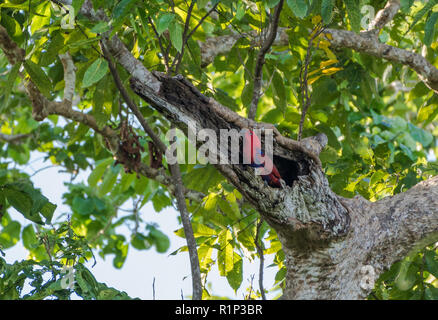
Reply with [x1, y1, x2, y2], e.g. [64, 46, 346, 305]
[273, 155, 304, 187]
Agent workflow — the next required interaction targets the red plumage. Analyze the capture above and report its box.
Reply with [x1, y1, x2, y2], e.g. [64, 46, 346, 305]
[243, 130, 285, 188]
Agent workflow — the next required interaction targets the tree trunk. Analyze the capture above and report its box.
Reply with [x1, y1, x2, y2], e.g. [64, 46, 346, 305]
[130, 73, 438, 300]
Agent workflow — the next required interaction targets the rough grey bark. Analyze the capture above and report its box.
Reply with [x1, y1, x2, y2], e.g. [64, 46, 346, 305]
[130, 73, 438, 300]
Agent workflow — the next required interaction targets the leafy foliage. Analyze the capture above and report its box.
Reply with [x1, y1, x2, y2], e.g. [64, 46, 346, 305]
[0, 0, 437, 299]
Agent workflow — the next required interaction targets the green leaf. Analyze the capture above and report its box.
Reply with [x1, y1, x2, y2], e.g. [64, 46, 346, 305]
[22, 225, 38, 250]
[168, 20, 183, 53]
[197, 0, 210, 9]
[408, 0, 438, 33]
[226, 253, 243, 292]
[424, 12, 438, 46]
[395, 259, 417, 291]
[149, 227, 170, 253]
[90, 22, 110, 34]
[98, 164, 121, 197]
[72, 0, 86, 17]
[193, 223, 217, 237]
[31, 1, 51, 34]
[241, 81, 254, 107]
[23, 60, 53, 98]
[88, 158, 113, 187]
[0, 221, 21, 249]
[266, 0, 281, 9]
[183, 165, 223, 192]
[157, 13, 175, 35]
[82, 58, 109, 88]
[2, 63, 21, 107]
[72, 197, 95, 216]
[131, 233, 152, 250]
[344, 0, 361, 32]
[40, 32, 65, 67]
[321, 0, 334, 23]
[424, 250, 438, 279]
[408, 123, 433, 147]
[2, 183, 56, 224]
[3, 187, 32, 218]
[39, 202, 56, 223]
[217, 229, 234, 276]
[287, 0, 308, 19]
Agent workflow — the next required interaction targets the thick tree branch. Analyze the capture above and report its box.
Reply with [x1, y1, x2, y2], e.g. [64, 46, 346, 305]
[0, 133, 30, 143]
[56, 0, 438, 301]
[324, 27, 438, 93]
[0, 24, 204, 204]
[282, 176, 438, 299]
[367, 0, 400, 33]
[192, 0, 437, 94]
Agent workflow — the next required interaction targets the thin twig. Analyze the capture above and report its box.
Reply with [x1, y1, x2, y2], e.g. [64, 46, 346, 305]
[172, 2, 219, 73]
[298, 23, 325, 140]
[153, 277, 156, 300]
[101, 42, 203, 300]
[247, 0, 284, 120]
[254, 218, 266, 300]
[148, 17, 170, 72]
[173, 0, 196, 74]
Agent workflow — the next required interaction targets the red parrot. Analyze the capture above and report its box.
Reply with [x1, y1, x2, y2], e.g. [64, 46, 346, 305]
[243, 130, 285, 188]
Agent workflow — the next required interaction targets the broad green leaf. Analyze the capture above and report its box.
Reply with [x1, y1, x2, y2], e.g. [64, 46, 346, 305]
[40, 32, 65, 67]
[3, 188, 33, 220]
[424, 12, 438, 46]
[72, 0, 86, 17]
[408, 0, 438, 33]
[287, 0, 308, 19]
[98, 164, 121, 197]
[39, 202, 56, 223]
[130, 233, 152, 250]
[157, 13, 175, 35]
[226, 253, 243, 292]
[72, 197, 95, 216]
[168, 20, 183, 53]
[149, 227, 170, 253]
[193, 223, 217, 237]
[90, 22, 110, 34]
[82, 58, 109, 88]
[31, 1, 51, 34]
[321, 0, 334, 24]
[395, 259, 417, 291]
[88, 158, 113, 187]
[197, 0, 211, 9]
[198, 245, 214, 272]
[2, 63, 21, 107]
[344, 0, 361, 32]
[203, 193, 218, 212]
[23, 60, 53, 98]
[408, 123, 433, 147]
[22, 225, 38, 250]
[119, 173, 136, 192]
[424, 250, 438, 279]
[0, 221, 21, 249]
[217, 229, 234, 276]
[111, 0, 137, 33]
[113, 0, 136, 19]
